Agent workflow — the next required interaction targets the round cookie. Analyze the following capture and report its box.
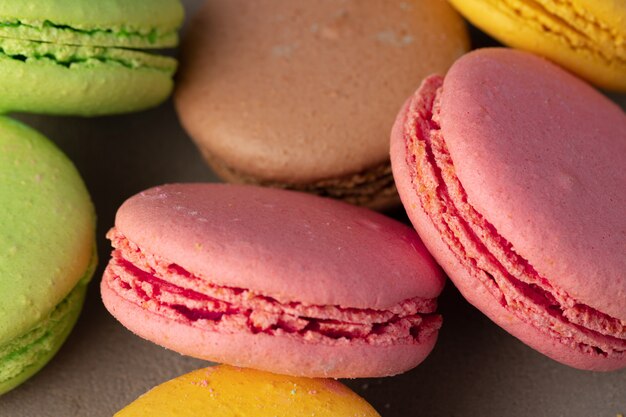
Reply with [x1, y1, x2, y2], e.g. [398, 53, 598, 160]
[0, 116, 97, 394]
[101, 183, 444, 378]
[448, 0, 626, 91]
[391, 48, 626, 371]
[0, 0, 184, 115]
[115, 365, 381, 417]
[175, 0, 468, 209]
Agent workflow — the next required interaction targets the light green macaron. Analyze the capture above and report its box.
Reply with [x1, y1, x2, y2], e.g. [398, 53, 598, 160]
[0, 0, 184, 116]
[0, 116, 97, 394]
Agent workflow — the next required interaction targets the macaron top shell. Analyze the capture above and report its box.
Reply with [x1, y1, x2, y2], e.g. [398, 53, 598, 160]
[176, 0, 468, 183]
[0, 0, 184, 48]
[0, 117, 96, 345]
[115, 366, 381, 417]
[115, 184, 444, 309]
[439, 48, 626, 320]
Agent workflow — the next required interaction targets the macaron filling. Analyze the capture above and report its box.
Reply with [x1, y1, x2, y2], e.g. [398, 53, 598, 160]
[0, 246, 95, 392]
[402, 75, 626, 357]
[0, 19, 179, 48]
[104, 229, 442, 346]
[0, 38, 177, 73]
[0, 280, 87, 393]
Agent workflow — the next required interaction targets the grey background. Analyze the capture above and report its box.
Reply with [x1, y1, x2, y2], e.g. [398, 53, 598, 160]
[1, 0, 625, 415]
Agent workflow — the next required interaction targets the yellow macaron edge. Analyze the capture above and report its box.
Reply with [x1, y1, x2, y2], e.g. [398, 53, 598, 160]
[448, 0, 626, 91]
[115, 366, 380, 417]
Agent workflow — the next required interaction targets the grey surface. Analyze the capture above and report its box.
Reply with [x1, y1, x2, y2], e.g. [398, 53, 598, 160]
[1, 1, 625, 415]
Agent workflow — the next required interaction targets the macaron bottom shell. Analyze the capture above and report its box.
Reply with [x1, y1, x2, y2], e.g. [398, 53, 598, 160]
[0, 279, 89, 395]
[0, 38, 176, 116]
[101, 269, 440, 378]
[202, 148, 400, 210]
[115, 365, 381, 417]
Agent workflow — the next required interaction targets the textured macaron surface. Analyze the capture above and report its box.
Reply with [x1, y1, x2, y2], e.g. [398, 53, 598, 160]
[0, 117, 96, 390]
[0, 0, 182, 115]
[102, 184, 444, 376]
[448, 0, 626, 91]
[115, 366, 381, 417]
[393, 48, 626, 368]
[111, 184, 443, 307]
[0, 282, 88, 395]
[0, 37, 177, 115]
[0, 0, 184, 48]
[175, 0, 468, 190]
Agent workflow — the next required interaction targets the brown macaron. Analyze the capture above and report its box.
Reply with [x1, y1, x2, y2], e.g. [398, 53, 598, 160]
[175, 0, 468, 209]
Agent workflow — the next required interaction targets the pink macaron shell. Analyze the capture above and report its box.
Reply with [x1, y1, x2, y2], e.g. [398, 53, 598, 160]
[101, 275, 438, 378]
[439, 49, 626, 321]
[390, 97, 626, 371]
[114, 183, 444, 309]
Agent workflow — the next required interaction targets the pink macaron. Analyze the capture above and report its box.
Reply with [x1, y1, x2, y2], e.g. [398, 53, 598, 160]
[391, 48, 626, 371]
[101, 183, 444, 378]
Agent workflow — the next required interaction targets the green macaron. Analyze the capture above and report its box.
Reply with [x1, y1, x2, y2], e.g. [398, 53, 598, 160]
[0, 0, 184, 116]
[0, 116, 97, 394]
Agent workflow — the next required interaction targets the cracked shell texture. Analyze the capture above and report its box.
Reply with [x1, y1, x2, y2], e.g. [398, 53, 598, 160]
[391, 48, 626, 370]
[448, 0, 626, 91]
[0, 0, 182, 115]
[439, 48, 626, 322]
[0, 0, 184, 48]
[0, 37, 177, 116]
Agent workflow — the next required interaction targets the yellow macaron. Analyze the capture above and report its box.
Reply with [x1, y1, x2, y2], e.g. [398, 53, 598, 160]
[115, 366, 380, 417]
[448, 0, 626, 91]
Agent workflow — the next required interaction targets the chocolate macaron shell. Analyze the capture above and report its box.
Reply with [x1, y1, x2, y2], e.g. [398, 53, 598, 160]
[175, 0, 468, 207]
